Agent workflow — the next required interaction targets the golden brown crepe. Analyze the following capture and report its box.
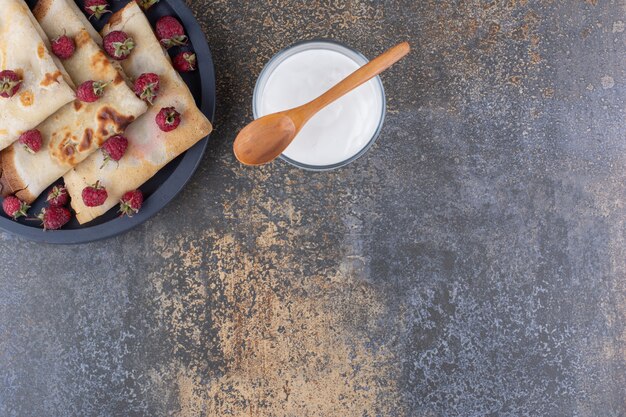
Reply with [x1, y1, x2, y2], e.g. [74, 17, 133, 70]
[0, 0, 147, 202]
[34, 0, 101, 43]
[64, 1, 212, 224]
[0, 0, 75, 151]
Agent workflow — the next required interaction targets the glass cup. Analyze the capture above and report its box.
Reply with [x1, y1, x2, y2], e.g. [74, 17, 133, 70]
[253, 40, 387, 171]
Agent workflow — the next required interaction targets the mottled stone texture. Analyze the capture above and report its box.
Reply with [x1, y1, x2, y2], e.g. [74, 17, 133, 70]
[0, 0, 625, 416]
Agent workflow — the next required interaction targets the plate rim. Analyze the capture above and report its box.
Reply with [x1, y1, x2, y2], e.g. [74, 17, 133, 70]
[0, 0, 216, 245]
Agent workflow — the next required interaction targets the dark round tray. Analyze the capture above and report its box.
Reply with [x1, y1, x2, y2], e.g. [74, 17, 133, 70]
[0, 0, 216, 244]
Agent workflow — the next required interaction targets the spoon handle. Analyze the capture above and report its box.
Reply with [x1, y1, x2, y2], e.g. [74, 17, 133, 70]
[292, 42, 411, 126]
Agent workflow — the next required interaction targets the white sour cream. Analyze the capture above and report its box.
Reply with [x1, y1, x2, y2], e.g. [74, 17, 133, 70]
[255, 45, 385, 168]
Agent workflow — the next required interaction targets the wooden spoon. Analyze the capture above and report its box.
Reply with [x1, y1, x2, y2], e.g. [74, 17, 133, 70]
[233, 41, 411, 166]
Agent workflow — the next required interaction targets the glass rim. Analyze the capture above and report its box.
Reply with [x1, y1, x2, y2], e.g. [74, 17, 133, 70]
[252, 39, 387, 172]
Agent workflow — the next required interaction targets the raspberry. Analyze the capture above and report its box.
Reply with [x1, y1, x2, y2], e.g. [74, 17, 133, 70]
[2, 196, 29, 220]
[119, 190, 144, 217]
[82, 181, 108, 207]
[51, 34, 76, 59]
[133, 73, 160, 105]
[84, 0, 110, 19]
[0, 70, 22, 98]
[39, 206, 71, 230]
[156, 16, 188, 49]
[18, 129, 43, 153]
[155, 107, 181, 132]
[138, 0, 160, 10]
[101, 135, 129, 168]
[173, 52, 197, 72]
[76, 80, 108, 103]
[103, 31, 135, 61]
[47, 185, 69, 207]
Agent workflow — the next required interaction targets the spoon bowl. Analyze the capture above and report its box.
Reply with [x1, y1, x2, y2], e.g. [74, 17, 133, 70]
[233, 113, 297, 166]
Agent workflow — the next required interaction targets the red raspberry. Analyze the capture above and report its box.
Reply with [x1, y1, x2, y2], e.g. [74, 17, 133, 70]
[173, 52, 197, 72]
[76, 80, 108, 103]
[103, 31, 135, 61]
[0, 70, 22, 98]
[156, 16, 188, 49]
[51, 34, 76, 59]
[39, 206, 71, 230]
[156, 107, 181, 132]
[84, 0, 110, 19]
[133, 73, 160, 105]
[101, 135, 129, 167]
[119, 190, 144, 217]
[18, 129, 43, 154]
[82, 182, 108, 207]
[2, 196, 29, 220]
[47, 185, 69, 207]
[138, 0, 160, 10]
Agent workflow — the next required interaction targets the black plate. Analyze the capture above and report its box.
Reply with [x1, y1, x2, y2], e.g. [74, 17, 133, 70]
[0, 0, 216, 244]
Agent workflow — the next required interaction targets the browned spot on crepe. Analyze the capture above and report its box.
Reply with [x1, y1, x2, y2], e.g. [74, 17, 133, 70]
[37, 43, 45, 59]
[32, 0, 52, 20]
[78, 129, 93, 152]
[96, 106, 136, 142]
[40, 71, 62, 87]
[75, 30, 91, 48]
[108, 8, 126, 27]
[19, 91, 34, 107]
[64, 144, 75, 157]
[73, 101, 84, 112]
[50, 131, 79, 165]
[113, 72, 125, 85]
[90, 51, 112, 75]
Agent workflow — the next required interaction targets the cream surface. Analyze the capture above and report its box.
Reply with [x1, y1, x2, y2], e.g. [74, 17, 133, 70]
[257, 48, 384, 167]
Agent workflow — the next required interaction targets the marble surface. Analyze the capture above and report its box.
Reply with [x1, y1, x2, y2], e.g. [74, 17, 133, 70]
[1, 0, 625, 416]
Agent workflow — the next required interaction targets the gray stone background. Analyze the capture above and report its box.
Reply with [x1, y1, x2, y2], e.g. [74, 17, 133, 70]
[1, 0, 625, 416]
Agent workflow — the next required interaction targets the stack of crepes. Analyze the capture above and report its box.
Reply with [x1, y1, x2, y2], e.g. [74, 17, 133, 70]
[0, 0, 147, 203]
[64, 0, 213, 224]
[1, 0, 213, 225]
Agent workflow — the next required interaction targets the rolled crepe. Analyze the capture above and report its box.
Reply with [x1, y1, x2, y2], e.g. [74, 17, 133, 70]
[0, 0, 147, 203]
[0, 0, 75, 151]
[35, 0, 133, 84]
[64, 1, 213, 224]
[35, 0, 102, 43]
